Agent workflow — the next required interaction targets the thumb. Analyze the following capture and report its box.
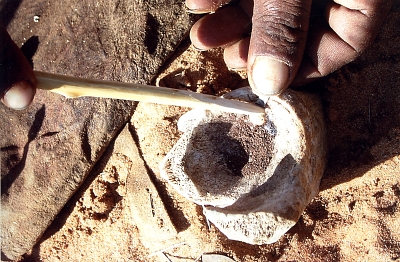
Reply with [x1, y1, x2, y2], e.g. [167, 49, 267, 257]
[0, 25, 36, 109]
[248, 0, 312, 96]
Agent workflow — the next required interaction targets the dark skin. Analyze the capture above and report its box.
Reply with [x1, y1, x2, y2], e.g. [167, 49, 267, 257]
[187, 0, 393, 96]
[0, 0, 393, 108]
[0, 25, 36, 109]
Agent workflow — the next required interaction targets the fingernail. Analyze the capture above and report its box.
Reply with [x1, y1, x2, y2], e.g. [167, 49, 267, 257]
[2, 80, 35, 110]
[192, 45, 208, 52]
[249, 56, 290, 96]
[228, 66, 247, 71]
[185, 7, 210, 14]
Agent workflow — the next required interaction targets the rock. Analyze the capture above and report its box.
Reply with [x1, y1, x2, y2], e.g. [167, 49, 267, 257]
[5, 0, 196, 83]
[1, 0, 194, 260]
[0, 93, 135, 260]
[119, 125, 178, 244]
[160, 88, 327, 245]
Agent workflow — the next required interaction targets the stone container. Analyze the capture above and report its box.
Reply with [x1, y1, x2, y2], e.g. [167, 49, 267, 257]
[160, 87, 327, 244]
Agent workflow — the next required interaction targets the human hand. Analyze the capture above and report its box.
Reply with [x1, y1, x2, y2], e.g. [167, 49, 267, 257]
[186, 0, 393, 96]
[1, 25, 36, 109]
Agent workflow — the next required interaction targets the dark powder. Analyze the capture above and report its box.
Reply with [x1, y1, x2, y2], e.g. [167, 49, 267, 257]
[187, 113, 275, 177]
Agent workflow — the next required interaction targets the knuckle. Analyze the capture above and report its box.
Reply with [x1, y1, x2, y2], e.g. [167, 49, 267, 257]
[252, 1, 309, 45]
[255, 0, 309, 28]
[252, 11, 308, 57]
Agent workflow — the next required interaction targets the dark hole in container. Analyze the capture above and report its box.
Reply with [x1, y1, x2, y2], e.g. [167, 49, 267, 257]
[183, 113, 275, 194]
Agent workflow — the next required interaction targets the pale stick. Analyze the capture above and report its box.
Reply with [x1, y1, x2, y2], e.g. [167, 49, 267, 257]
[35, 71, 265, 116]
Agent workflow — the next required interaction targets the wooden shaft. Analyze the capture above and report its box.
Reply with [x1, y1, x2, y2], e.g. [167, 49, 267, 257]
[35, 71, 265, 115]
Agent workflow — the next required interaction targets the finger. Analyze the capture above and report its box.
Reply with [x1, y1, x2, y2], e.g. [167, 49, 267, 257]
[295, 23, 359, 83]
[247, 0, 312, 96]
[293, 0, 393, 84]
[186, 0, 232, 13]
[223, 36, 250, 69]
[0, 25, 36, 109]
[190, 5, 251, 50]
[327, 0, 392, 53]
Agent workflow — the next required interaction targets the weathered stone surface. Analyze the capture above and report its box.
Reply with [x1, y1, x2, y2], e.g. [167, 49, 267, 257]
[115, 124, 178, 243]
[1, 0, 194, 260]
[4, 0, 195, 83]
[161, 88, 327, 245]
[0, 92, 135, 260]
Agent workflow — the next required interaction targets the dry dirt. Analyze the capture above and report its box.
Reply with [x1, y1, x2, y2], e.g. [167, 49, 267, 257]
[19, 6, 400, 261]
